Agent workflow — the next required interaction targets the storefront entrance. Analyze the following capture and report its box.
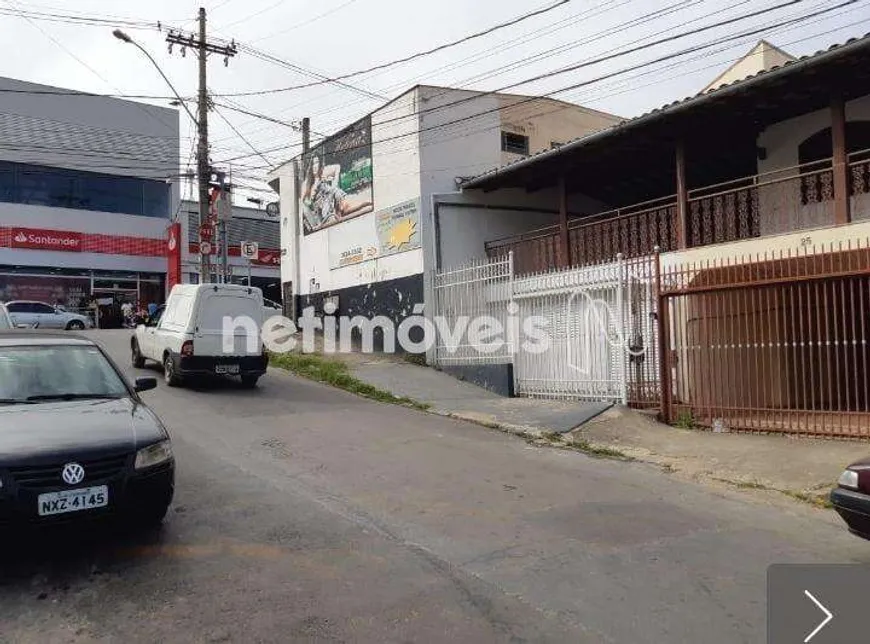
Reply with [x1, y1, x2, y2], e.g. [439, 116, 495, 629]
[0, 266, 166, 327]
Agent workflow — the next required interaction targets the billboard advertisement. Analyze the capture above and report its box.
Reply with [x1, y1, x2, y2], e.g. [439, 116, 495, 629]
[376, 199, 421, 257]
[300, 115, 374, 235]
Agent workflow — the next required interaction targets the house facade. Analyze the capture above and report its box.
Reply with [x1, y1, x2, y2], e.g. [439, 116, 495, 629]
[268, 84, 621, 326]
[432, 36, 870, 437]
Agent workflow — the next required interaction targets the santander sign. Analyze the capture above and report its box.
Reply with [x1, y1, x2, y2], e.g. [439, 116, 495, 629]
[11, 227, 82, 252]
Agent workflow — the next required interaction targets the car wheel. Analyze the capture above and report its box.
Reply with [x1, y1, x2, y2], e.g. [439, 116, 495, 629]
[66, 320, 85, 331]
[163, 354, 181, 387]
[131, 340, 146, 368]
[240, 374, 260, 388]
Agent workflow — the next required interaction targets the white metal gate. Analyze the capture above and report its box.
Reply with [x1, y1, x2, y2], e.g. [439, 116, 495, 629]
[431, 253, 659, 405]
[512, 261, 626, 401]
[432, 254, 513, 366]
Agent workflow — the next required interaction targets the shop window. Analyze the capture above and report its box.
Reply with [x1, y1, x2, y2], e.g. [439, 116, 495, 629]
[501, 132, 529, 156]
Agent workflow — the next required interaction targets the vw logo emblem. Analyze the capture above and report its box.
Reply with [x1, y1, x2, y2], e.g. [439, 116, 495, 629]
[61, 463, 85, 486]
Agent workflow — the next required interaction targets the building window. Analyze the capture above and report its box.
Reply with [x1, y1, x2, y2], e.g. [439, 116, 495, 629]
[501, 132, 529, 156]
[0, 160, 171, 218]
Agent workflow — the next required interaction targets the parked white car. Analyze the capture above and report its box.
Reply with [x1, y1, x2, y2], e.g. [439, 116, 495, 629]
[0, 302, 13, 330]
[5, 300, 91, 330]
[131, 283, 267, 388]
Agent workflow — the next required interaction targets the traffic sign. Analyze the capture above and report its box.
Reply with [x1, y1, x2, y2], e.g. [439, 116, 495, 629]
[200, 241, 213, 255]
[265, 201, 280, 217]
[241, 241, 259, 260]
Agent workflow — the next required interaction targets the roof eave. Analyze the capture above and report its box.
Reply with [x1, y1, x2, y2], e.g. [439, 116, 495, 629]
[461, 33, 870, 190]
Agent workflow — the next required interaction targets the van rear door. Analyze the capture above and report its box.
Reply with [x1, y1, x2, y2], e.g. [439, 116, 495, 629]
[194, 289, 263, 357]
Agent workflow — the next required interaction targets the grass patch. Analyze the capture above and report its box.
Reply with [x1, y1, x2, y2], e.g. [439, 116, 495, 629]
[711, 476, 834, 508]
[673, 411, 697, 429]
[569, 439, 633, 461]
[402, 353, 427, 366]
[781, 489, 834, 509]
[270, 352, 430, 411]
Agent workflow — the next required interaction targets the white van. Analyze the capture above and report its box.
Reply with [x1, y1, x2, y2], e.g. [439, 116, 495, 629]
[131, 283, 267, 388]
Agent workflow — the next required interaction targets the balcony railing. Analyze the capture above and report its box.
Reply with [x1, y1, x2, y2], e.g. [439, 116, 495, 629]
[568, 195, 678, 264]
[485, 196, 677, 275]
[485, 156, 870, 275]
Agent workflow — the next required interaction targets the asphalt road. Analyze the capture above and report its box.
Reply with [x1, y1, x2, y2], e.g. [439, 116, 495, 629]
[2, 330, 868, 643]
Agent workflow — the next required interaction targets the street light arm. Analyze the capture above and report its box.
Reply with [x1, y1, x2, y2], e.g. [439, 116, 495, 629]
[112, 29, 199, 128]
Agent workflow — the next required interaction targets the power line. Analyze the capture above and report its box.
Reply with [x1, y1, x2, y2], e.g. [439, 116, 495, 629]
[210, 99, 324, 134]
[212, 0, 750, 147]
[0, 6, 159, 29]
[216, 0, 844, 166]
[2, 6, 858, 190]
[236, 43, 386, 102]
[231, 13, 867, 187]
[211, 102, 273, 167]
[203, 0, 633, 150]
[296, 0, 704, 139]
[214, 0, 284, 30]
[213, 0, 575, 98]
[249, 0, 363, 43]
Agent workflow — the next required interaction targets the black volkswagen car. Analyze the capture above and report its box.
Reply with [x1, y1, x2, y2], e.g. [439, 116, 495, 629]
[0, 332, 174, 530]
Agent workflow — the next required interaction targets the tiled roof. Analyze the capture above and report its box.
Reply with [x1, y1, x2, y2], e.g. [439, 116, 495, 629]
[462, 32, 870, 188]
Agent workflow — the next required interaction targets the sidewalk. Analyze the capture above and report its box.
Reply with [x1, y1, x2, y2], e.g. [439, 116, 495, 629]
[344, 358, 861, 505]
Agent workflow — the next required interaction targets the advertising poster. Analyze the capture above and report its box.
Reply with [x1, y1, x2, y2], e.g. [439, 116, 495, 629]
[0, 275, 89, 308]
[328, 215, 379, 269]
[376, 199, 421, 257]
[300, 115, 374, 235]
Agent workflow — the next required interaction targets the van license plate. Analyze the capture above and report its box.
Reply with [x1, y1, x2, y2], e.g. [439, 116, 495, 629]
[215, 364, 240, 374]
[38, 486, 108, 516]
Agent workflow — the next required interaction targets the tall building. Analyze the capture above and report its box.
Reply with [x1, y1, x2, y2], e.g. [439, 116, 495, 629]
[0, 76, 179, 310]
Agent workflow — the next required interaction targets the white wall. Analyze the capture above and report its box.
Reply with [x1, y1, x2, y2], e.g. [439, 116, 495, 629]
[498, 94, 621, 165]
[0, 202, 169, 239]
[283, 89, 425, 297]
[0, 248, 165, 273]
[756, 94, 870, 232]
[438, 204, 558, 268]
[703, 41, 795, 93]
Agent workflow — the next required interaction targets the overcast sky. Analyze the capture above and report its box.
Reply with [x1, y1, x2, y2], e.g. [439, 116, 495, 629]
[0, 0, 866, 202]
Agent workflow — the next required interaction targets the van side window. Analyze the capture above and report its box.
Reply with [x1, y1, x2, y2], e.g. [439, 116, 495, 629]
[160, 297, 181, 330]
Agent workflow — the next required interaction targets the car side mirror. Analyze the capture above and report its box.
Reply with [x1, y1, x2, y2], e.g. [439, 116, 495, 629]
[135, 377, 157, 393]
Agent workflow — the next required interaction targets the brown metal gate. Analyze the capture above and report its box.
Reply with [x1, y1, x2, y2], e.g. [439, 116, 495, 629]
[658, 240, 870, 437]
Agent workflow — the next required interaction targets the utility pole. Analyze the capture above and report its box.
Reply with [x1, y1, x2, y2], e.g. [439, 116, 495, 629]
[302, 117, 311, 154]
[222, 164, 231, 282]
[166, 8, 237, 282]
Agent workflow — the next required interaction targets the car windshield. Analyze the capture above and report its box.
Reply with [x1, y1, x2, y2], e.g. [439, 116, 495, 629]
[0, 344, 128, 404]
